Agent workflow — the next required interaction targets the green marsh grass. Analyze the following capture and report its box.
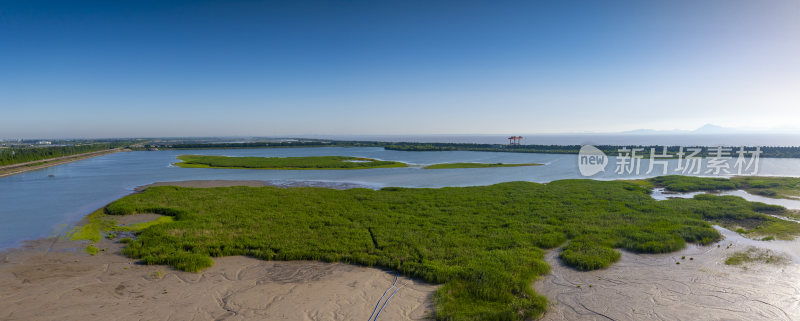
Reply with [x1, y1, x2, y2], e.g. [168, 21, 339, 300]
[649, 175, 737, 192]
[69, 210, 175, 255]
[85, 244, 99, 256]
[69, 209, 116, 243]
[733, 176, 800, 199]
[651, 175, 800, 200]
[89, 179, 800, 320]
[725, 247, 789, 266]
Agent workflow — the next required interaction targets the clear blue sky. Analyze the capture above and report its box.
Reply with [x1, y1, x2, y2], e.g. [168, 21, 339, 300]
[1, 0, 798, 138]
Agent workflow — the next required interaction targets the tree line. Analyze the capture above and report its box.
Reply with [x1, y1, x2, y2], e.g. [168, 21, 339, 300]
[384, 143, 800, 158]
[0, 142, 130, 166]
[145, 140, 386, 149]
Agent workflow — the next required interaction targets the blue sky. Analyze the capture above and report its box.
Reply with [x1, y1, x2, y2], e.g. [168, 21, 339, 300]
[1, 0, 798, 138]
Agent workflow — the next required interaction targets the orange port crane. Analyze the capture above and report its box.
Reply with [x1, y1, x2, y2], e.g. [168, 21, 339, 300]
[507, 136, 523, 145]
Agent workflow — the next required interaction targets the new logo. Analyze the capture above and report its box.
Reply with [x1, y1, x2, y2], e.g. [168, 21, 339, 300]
[578, 145, 608, 176]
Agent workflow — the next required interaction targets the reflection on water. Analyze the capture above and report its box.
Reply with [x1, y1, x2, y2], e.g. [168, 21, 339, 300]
[649, 188, 704, 200]
[2, 147, 800, 250]
[715, 226, 800, 263]
[649, 187, 800, 211]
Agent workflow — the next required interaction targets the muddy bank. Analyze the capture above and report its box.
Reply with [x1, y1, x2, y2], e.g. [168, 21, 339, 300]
[535, 227, 800, 321]
[0, 238, 436, 321]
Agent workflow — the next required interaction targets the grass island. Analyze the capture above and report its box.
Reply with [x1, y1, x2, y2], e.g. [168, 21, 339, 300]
[174, 155, 546, 171]
[173, 155, 407, 170]
[423, 162, 542, 169]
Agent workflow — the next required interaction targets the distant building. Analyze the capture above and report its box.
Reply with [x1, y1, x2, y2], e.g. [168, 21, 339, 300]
[37, 141, 52, 145]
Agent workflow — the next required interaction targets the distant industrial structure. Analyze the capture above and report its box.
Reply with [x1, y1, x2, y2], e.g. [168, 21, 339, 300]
[507, 136, 523, 145]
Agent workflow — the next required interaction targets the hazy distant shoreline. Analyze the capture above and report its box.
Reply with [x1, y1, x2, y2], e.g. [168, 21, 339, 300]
[294, 133, 800, 147]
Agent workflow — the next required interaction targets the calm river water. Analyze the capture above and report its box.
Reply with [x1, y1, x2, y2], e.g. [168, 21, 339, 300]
[2, 147, 800, 249]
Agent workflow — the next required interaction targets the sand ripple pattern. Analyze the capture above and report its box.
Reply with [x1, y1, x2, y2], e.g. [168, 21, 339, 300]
[535, 242, 800, 321]
[0, 239, 436, 321]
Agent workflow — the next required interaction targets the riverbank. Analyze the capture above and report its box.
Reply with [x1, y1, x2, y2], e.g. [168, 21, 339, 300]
[0, 236, 436, 321]
[0, 148, 124, 178]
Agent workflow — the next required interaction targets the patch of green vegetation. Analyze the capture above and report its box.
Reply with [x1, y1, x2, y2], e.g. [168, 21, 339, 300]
[149, 270, 165, 279]
[423, 162, 542, 169]
[117, 216, 175, 232]
[733, 176, 800, 199]
[173, 155, 407, 170]
[746, 220, 800, 240]
[93, 179, 800, 320]
[650, 175, 738, 192]
[618, 179, 655, 189]
[86, 244, 99, 256]
[783, 210, 800, 220]
[725, 247, 789, 266]
[69, 209, 116, 242]
[69, 208, 176, 260]
[69, 210, 176, 242]
[559, 236, 621, 270]
[680, 194, 800, 239]
[650, 175, 800, 200]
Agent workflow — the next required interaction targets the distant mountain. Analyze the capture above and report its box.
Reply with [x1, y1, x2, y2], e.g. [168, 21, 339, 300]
[692, 124, 738, 134]
[621, 128, 689, 135]
[621, 124, 739, 135]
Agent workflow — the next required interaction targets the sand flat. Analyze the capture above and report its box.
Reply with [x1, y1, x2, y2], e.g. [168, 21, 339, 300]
[535, 230, 800, 321]
[0, 239, 436, 321]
